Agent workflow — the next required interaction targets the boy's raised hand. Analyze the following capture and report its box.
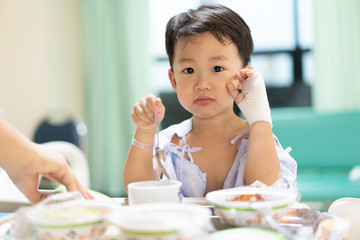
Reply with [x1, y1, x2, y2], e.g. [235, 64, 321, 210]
[227, 67, 254, 104]
[227, 68, 272, 127]
[131, 95, 165, 131]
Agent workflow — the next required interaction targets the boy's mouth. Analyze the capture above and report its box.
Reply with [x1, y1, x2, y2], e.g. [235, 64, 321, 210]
[194, 96, 214, 105]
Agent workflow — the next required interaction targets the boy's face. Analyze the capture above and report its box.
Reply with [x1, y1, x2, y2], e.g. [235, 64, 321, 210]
[168, 32, 244, 118]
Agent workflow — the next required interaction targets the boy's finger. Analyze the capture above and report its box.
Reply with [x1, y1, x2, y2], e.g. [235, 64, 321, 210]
[239, 69, 251, 76]
[245, 70, 255, 77]
[155, 99, 166, 122]
[145, 96, 160, 117]
[245, 64, 253, 70]
[139, 98, 155, 121]
[154, 98, 164, 113]
[134, 104, 153, 124]
[234, 71, 248, 81]
[227, 83, 245, 105]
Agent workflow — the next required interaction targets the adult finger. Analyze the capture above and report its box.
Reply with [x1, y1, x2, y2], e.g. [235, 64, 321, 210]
[65, 176, 94, 200]
[45, 164, 93, 200]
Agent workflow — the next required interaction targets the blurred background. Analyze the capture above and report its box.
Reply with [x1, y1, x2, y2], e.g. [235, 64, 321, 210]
[0, 0, 359, 199]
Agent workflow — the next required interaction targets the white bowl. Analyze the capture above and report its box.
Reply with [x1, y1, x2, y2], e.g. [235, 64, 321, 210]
[209, 227, 285, 240]
[206, 187, 297, 227]
[128, 180, 182, 205]
[55, 188, 115, 203]
[109, 203, 211, 240]
[27, 200, 115, 240]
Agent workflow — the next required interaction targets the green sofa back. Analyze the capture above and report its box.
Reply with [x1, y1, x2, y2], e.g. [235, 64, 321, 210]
[272, 107, 360, 169]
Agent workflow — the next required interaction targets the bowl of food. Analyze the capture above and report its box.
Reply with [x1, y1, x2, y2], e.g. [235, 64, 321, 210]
[26, 199, 115, 240]
[206, 187, 297, 227]
[109, 203, 211, 240]
[127, 180, 182, 205]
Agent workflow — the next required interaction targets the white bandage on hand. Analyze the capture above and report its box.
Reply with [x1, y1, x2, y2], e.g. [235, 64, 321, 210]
[237, 72, 272, 126]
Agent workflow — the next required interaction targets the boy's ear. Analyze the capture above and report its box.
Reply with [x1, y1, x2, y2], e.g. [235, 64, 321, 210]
[168, 69, 177, 91]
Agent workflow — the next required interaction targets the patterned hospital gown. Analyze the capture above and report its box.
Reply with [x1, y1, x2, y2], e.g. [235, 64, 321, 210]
[155, 118, 297, 197]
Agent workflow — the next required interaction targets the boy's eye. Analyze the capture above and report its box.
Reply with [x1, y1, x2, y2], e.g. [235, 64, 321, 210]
[212, 66, 223, 72]
[183, 68, 194, 74]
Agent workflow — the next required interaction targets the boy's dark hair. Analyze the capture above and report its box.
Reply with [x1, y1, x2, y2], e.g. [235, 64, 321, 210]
[165, 4, 254, 68]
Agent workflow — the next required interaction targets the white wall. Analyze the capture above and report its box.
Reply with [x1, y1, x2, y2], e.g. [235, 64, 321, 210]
[0, 0, 84, 138]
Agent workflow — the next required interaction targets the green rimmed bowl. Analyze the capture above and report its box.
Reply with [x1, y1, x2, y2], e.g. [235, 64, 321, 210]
[26, 200, 115, 240]
[209, 227, 285, 240]
[54, 188, 116, 203]
[206, 187, 297, 227]
[109, 203, 211, 240]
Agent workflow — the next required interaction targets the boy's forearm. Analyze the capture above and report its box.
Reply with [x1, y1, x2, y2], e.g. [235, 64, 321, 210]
[245, 121, 280, 186]
[123, 128, 158, 192]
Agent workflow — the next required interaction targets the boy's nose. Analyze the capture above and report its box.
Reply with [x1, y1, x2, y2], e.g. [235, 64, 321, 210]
[195, 74, 211, 91]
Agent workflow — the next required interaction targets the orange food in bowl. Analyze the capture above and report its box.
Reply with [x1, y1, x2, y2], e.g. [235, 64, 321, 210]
[230, 194, 265, 202]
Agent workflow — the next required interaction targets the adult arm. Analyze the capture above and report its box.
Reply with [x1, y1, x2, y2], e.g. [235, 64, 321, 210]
[0, 118, 92, 203]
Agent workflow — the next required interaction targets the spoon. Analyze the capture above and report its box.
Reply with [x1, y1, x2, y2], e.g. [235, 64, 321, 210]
[154, 114, 170, 179]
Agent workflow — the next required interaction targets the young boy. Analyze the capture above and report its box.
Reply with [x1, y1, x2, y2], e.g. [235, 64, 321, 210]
[123, 4, 297, 197]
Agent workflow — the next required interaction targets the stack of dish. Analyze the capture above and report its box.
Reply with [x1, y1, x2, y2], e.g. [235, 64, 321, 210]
[109, 203, 212, 240]
[26, 199, 116, 240]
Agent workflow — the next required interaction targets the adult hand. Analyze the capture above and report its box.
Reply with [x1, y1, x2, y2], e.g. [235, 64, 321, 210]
[7, 142, 93, 204]
[0, 118, 93, 204]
